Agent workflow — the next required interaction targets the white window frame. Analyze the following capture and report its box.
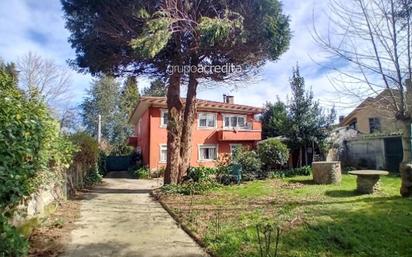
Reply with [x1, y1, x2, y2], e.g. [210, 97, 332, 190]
[198, 144, 218, 162]
[159, 144, 167, 163]
[230, 144, 242, 156]
[223, 114, 247, 129]
[160, 109, 168, 128]
[198, 112, 217, 129]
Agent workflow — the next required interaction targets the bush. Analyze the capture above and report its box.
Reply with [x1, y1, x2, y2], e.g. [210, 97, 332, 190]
[187, 167, 217, 182]
[151, 167, 165, 178]
[258, 139, 289, 173]
[0, 66, 73, 257]
[216, 153, 232, 176]
[232, 147, 262, 180]
[98, 151, 108, 176]
[84, 165, 103, 186]
[161, 180, 221, 195]
[271, 165, 312, 178]
[129, 166, 150, 179]
[69, 132, 99, 168]
[0, 214, 28, 257]
[110, 143, 133, 156]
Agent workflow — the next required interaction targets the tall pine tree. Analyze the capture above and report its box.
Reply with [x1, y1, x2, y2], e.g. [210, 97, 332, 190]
[286, 65, 336, 166]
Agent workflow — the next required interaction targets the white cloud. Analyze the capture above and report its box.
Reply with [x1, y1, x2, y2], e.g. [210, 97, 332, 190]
[0, 0, 92, 106]
[0, 0, 359, 116]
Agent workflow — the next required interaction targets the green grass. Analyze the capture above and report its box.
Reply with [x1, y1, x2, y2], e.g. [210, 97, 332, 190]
[159, 175, 412, 257]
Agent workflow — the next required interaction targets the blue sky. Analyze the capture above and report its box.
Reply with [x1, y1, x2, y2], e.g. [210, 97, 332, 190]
[0, 0, 356, 115]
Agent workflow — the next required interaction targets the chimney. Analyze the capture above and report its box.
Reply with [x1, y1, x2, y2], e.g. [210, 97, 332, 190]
[339, 115, 345, 124]
[223, 94, 234, 104]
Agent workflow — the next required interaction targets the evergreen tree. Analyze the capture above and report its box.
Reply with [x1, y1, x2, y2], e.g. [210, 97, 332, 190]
[286, 65, 336, 166]
[261, 100, 288, 139]
[120, 76, 140, 116]
[81, 76, 121, 144]
[62, 0, 291, 184]
[142, 79, 167, 97]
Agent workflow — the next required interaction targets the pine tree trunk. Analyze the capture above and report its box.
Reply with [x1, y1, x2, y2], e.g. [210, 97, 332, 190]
[299, 147, 303, 168]
[164, 71, 183, 185]
[179, 72, 198, 181]
[400, 119, 412, 197]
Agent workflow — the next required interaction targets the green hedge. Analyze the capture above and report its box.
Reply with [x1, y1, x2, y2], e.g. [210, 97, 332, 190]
[0, 66, 74, 256]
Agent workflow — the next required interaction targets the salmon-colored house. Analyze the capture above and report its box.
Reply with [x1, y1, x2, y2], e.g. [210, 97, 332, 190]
[128, 95, 263, 171]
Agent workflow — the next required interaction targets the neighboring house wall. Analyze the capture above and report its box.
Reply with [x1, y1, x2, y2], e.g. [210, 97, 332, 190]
[343, 135, 403, 172]
[345, 104, 402, 134]
[341, 90, 403, 134]
[344, 138, 386, 169]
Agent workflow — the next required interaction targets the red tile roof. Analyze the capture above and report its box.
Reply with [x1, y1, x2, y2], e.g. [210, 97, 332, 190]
[129, 96, 263, 124]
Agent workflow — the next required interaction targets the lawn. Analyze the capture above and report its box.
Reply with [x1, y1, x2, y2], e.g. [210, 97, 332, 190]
[156, 175, 412, 257]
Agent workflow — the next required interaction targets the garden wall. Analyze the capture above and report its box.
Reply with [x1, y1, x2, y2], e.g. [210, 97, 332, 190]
[343, 137, 385, 169]
[11, 161, 89, 228]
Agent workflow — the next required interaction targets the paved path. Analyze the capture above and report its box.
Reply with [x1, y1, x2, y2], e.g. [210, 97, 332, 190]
[61, 173, 207, 257]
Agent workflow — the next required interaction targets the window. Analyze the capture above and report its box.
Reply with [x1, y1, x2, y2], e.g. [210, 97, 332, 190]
[223, 114, 247, 129]
[369, 117, 381, 133]
[199, 145, 218, 161]
[348, 118, 357, 130]
[160, 109, 168, 127]
[230, 144, 242, 156]
[198, 112, 217, 128]
[160, 145, 167, 163]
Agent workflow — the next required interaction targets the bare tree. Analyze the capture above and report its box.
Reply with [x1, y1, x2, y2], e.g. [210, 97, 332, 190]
[314, 0, 412, 196]
[17, 52, 72, 110]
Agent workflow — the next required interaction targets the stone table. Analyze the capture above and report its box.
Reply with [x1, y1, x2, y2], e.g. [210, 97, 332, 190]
[349, 170, 389, 194]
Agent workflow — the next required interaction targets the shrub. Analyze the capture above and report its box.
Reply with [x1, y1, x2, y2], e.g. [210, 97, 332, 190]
[152, 167, 165, 178]
[258, 139, 289, 174]
[0, 214, 28, 257]
[98, 151, 108, 176]
[129, 166, 150, 179]
[161, 180, 221, 195]
[69, 132, 99, 168]
[84, 165, 103, 186]
[271, 165, 312, 178]
[110, 143, 133, 156]
[0, 65, 73, 256]
[187, 167, 217, 182]
[232, 147, 262, 180]
[216, 153, 231, 176]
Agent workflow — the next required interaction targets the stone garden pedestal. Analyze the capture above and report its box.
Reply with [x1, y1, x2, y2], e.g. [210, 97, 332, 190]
[312, 161, 342, 184]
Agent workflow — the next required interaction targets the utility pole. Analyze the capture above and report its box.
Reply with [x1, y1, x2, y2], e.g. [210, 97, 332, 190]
[97, 114, 102, 145]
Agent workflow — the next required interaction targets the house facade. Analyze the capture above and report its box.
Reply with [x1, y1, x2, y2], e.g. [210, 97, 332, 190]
[339, 90, 403, 172]
[340, 89, 402, 134]
[128, 96, 263, 171]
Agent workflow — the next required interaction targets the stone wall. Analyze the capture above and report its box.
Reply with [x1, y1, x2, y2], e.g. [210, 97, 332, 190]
[11, 160, 89, 228]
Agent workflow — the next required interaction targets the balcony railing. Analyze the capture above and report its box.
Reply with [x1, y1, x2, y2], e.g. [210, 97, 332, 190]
[217, 129, 262, 141]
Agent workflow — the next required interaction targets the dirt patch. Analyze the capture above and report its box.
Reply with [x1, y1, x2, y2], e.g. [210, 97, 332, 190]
[28, 195, 83, 257]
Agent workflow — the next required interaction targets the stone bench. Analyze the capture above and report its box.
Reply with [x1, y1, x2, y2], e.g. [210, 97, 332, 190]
[348, 170, 389, 194]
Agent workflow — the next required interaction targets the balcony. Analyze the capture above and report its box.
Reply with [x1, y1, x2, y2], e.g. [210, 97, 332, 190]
[217, 129, 262, 142]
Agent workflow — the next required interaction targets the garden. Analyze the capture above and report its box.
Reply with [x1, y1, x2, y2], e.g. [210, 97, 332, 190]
[152, 140, 412, 257]
[156, 173, 412, 257]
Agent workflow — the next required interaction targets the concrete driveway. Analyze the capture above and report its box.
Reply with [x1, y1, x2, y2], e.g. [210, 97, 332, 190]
[61, 172, 207, 257]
